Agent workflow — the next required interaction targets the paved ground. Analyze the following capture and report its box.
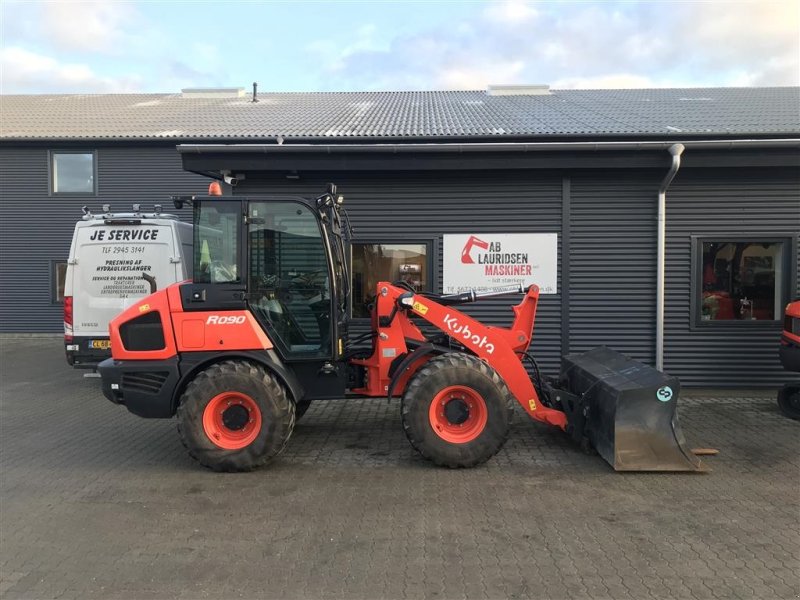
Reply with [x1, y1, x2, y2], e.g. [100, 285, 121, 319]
[0, 337, 798, 600]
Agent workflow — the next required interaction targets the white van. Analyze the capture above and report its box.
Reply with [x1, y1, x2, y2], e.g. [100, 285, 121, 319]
[64, 206, 192, 368]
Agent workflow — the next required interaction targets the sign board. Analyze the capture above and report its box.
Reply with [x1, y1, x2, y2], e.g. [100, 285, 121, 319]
[443, 233, 557, 295]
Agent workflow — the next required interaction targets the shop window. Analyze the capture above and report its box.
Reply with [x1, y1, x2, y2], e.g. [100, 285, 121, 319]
[50, 151, 95, 194]
[696, 239, 790, 323]
[352, 242, 430, 318]
[52, 261, 68, 303]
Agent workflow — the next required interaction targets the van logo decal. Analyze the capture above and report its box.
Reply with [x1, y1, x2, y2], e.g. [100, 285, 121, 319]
[138, 304, 150, 313]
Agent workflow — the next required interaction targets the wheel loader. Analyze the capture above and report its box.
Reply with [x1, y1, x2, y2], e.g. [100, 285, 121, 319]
[98, 184, 706, 473]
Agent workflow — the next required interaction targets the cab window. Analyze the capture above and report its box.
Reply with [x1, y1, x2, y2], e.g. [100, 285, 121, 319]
[193, 203, 241, 284]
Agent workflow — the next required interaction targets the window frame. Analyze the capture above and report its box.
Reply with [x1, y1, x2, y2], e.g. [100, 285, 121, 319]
[349, 238, 438, 319]
[48, 150, 98, 196]
[690, 234, 796, 329]
[51, 259, 68, 304]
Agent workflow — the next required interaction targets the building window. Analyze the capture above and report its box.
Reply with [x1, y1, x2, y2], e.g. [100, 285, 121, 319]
[50, 151, 95, 194]
[352, 242, 430, 318]
[52, 261, 68, 303]
[697, 239, 790, 323]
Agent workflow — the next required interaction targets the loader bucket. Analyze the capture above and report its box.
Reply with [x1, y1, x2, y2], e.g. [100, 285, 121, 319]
[560, 347, 707, 472]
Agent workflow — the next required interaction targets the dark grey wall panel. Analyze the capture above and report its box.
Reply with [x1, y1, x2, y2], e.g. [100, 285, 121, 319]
[2, 142, 797, 389]
[237, 171, 565, 373]
[0, 145, 206, 332]
[568, 171, 661, 365]
[664, 167, 800, 387]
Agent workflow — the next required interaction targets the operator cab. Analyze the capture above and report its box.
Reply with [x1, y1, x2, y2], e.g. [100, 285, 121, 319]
[174, 185, 349, 398]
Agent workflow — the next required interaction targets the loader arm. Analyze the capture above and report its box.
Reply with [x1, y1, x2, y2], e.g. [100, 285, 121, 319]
[351, 282, 567, 429]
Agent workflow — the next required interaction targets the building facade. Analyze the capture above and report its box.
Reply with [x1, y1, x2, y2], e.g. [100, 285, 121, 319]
[1, 88, 798, 387]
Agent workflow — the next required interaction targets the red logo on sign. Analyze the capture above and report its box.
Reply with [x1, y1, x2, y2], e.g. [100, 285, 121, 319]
[461, 235, 490, 264]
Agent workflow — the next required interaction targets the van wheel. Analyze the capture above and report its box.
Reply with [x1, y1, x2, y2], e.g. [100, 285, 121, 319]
[177, 360, 294, 472]
[401, 353, 513, 468]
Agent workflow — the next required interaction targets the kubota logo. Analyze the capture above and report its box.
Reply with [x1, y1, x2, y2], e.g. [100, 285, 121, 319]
[461, 235, 490, 264]
[443, 313, 495, 354]
[206, 315, 246, 325]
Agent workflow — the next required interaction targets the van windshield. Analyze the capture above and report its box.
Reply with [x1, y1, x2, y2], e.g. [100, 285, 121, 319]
[193, 202, 241, 283]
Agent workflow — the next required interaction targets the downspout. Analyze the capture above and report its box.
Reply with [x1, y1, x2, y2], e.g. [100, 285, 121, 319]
[656, 143, 685, 371]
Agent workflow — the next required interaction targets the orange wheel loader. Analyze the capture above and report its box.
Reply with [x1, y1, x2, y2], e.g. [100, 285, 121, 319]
[98, 185, 706, 473]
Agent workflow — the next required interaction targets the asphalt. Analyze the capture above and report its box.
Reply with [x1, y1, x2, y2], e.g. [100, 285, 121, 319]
[1, 338, 798, 599]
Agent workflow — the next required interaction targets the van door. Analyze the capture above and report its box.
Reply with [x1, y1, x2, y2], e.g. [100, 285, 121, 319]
[72, 222, 180, 338]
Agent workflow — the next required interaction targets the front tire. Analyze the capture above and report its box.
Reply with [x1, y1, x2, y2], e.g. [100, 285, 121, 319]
[777, 384, 800, 420]
[401, 353, 513, 468]
[177, 360, 294, 472]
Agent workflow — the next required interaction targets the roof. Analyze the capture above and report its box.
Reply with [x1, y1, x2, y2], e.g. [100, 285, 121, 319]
[1, 87, 798, 141]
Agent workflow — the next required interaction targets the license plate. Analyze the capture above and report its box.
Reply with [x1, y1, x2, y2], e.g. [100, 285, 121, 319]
[90, 340, 111, 350]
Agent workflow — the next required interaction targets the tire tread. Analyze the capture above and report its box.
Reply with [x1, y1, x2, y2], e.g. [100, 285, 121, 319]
[176, 360, 294, 472]
[401, 352, 514, 468]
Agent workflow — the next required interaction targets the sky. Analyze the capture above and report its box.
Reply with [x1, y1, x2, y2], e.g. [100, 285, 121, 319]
[1, 0, 798, 94]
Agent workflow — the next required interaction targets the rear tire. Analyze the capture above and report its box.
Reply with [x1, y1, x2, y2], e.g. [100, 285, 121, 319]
[401, 353, 513, 468]
[177, 360, 294, 472]
[777, 384, 800, 420]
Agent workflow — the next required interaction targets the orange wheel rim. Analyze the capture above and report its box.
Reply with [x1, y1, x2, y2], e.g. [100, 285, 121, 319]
[202, 392, 262, 450]
[428, 385, 488, 444]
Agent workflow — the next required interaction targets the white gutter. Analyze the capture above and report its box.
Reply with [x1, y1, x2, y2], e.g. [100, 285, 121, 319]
[656, 144, 685, 371]
[177, 138, 800, 154]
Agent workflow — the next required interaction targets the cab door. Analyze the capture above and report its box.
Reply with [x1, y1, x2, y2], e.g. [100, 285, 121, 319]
[246, 200, 345, 397]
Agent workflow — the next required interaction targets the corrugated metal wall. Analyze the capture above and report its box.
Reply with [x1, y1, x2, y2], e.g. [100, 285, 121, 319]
[2, 143, 797, 387]
[568, 171, 660, 365]
[236, 171, 565, 373]
[0, 145, 205, 332]
[665, 167, 800, 386]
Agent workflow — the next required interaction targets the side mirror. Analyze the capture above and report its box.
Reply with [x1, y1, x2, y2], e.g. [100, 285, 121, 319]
[326, 183, 337, 196]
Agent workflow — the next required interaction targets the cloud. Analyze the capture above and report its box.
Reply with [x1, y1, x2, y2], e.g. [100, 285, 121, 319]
[312, 0, 800, 90]
[439, 61, 526, 89]
[484, 0, 538, 24]
[40, 0, 138, 53]
[306, 22, 383, 73]
[670, 1, 800, 87]
[0, 1, 226, 93]
[0, 47, 142, 93]
[552, 74, 662, 90]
